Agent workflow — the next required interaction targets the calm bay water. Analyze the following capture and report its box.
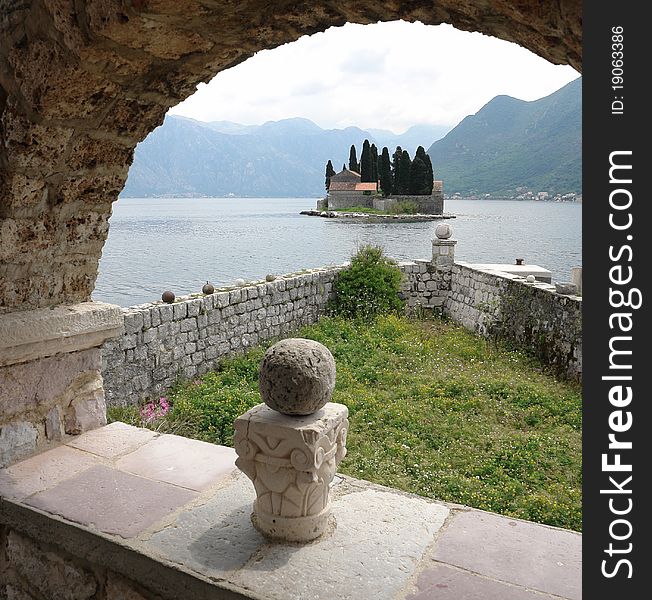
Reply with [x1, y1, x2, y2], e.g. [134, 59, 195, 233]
[94, 198, 581, 307]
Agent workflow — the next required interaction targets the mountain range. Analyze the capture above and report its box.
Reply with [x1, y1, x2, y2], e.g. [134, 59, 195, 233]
[121, 78, 581, 198]
[121, 117, 448, 198]
[427, 77, 581, 196]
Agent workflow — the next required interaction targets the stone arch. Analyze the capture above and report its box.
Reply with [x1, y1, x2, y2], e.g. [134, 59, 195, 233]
[0, 0, 581, 313]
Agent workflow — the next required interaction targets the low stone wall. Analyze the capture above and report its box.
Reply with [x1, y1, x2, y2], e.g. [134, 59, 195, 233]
[101, 255, 581, 407]
[445, 263, 582, 379]
[102, 268, 342, 407]
[374, 194, 443, 215]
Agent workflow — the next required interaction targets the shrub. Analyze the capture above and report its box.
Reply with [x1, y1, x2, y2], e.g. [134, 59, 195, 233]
[329, 244, 404, 319]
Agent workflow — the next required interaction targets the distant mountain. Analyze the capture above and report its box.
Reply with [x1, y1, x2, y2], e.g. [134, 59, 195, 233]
[121, 118, 443, 198]
[427, 78, 581, 196]
[367, 124, 451, 155]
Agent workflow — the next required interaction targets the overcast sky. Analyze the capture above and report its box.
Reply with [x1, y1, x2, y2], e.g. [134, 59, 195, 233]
[169, 21, 579, 134]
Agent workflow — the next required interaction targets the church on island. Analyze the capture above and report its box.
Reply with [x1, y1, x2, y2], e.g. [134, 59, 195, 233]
[318, 141, 444, 214]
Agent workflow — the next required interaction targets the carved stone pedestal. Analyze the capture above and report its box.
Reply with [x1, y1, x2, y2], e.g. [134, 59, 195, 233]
[234, 402, 348, 542]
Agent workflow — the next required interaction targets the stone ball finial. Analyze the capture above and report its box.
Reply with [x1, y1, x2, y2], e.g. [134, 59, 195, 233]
[435, 223, 452, 239]
[259, 338, 336, 416]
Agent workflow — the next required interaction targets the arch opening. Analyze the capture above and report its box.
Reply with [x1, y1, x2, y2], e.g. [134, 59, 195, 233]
[0, 0, 581, 313]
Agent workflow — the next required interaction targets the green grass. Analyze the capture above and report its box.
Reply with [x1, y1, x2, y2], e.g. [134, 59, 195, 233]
[108, 315, 582, 531]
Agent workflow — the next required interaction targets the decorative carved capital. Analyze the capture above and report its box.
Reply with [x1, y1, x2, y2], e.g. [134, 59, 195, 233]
[234, 402, 348, 542]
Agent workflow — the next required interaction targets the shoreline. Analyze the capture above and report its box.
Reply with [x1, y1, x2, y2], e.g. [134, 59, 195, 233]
[300, 209, 456, 222]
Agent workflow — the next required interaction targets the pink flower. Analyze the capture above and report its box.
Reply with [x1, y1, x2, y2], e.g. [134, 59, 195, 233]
[140, 397, 170, 422]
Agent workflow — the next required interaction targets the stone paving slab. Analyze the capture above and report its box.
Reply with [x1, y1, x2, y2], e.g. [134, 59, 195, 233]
[228, 486, 449, 600]
[24, 464, 197, 538]
[405, 563, 563, 600]
[67, 421, 158, 458]
[429, 509, 581, 600]
[0, 445, 99, 501]
[115, 433, 237, 492]
[146, 473, 264, 576]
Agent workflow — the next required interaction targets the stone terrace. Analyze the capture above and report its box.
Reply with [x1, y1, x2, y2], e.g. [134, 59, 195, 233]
[0, 422, 581, 600]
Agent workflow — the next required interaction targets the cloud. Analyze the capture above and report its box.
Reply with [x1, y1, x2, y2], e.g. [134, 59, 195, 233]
[168, 21, 579, 133]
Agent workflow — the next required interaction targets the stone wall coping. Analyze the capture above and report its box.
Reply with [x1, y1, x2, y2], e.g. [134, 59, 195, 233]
[125, 264, 351, 313]
[0, 302, 123, 367]
[456, 263, 581, 302]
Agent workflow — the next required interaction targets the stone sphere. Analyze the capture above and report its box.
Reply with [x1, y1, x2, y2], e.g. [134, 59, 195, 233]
[526, 275, 536, 283]
[161, 290, 175, 303]
[235, 278, 246, 287]
[202, 282, 215, 295]
[259, 338, 336, 416]
[265, 274, 276, 282]
[435, 223, 452, 239]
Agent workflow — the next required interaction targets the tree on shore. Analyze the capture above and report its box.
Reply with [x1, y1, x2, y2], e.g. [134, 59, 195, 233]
[371, 143, 379, 183]
[325, 160, 336, 191]
[360, 139, 373, 182]
[379, 147, 393, 196]
[391, 145, 403, 190]
[395, 150, 412, 194]
[348, 145, 359, 173]
[416, 146, 434, 194]
[409, 156, 430, 195]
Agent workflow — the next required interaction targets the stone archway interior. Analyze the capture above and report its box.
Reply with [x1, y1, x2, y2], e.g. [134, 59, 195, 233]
[0, 0, 581, 313]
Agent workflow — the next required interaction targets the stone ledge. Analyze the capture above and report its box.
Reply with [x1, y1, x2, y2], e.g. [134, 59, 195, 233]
[0, 302, 123, 367]
[0, 424, 581, 600]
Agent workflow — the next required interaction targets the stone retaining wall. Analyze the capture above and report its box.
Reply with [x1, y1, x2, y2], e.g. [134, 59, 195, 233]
[102, 258, 581, 407]
[445, 263, 582, 379]
[101, 267, 343, 407]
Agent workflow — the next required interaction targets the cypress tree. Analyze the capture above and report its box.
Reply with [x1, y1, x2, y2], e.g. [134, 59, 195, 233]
[325, 160, 336, 191]
[379, 147, 393, 196]
[409, 156, 429, 195]
[348, 145, 359, 173]
[391, 146, 403, 193]
[416, 146, 434, 194]
[396, 150, 412, 194]
[370, 143, 379, 184]
[360, 139, 373, 182]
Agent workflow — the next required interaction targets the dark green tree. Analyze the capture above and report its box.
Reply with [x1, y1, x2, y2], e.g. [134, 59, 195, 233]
[415, 146, 434, 194]
[360, 139, 373, 182]
[348, 145, 359, 173]
[409, 156, 430, 195]
[325, 160, 336, 191]
[370, 143, 379, 183]
[391, 146, 403, 192]
[395, 150, 412, 194]
[378, 147, 393, 196]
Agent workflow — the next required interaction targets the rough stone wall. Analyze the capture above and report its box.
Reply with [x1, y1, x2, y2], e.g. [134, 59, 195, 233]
[102, 264, 434, 406]
[0, 526, 161, 600]
[0, 349, 106, 468]
[0, 1, 580, 314]
[445, 264, 582, 380]
[102, 267, 343, 407]
[373, 193, 444, 214]
[326, 193, 374, 210]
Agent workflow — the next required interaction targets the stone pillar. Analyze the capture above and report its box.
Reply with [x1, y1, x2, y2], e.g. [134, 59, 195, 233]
[234, 338, 348, 543]
[432, 223, 457, 268]
[0, 302, 123, 467]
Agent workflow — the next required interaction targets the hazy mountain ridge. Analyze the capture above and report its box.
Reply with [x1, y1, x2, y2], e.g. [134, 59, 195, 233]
[121, 118, 447, 198]
[427, 77, 581, 196]
[122, 79, 581, 198]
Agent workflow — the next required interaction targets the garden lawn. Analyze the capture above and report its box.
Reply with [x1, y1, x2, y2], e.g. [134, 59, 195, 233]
[108, 315, 582, 531]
